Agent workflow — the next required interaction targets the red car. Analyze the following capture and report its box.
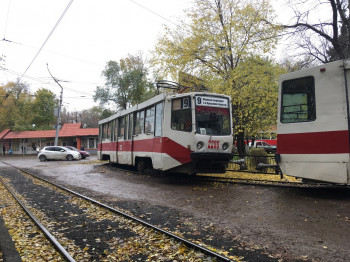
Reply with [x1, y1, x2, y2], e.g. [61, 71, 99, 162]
[64, 146, 90, 159]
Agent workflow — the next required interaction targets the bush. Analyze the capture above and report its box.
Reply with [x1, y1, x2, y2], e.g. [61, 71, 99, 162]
[249, 148, 268, 170]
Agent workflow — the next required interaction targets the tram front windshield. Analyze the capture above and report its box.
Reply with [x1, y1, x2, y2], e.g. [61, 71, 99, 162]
[195, 96, 231, 136]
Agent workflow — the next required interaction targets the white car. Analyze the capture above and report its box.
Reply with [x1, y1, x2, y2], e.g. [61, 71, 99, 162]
[249, 141, 277, 154]
[38, 146, 81, 161]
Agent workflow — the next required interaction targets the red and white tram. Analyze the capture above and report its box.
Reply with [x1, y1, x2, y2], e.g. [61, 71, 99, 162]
[98, 92, 233, 174]
[277, 59, 350, 184]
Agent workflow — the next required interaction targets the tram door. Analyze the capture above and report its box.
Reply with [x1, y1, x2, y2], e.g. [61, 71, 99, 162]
[117, 114, 134, 165]
[126, 113, 134, 165]
[153, 103, 163, 168]
[113, 119, 118, 163]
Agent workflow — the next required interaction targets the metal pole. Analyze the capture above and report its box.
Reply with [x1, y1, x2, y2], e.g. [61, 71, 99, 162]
[54, 87, 63, 146]
[47, 64, 63, 146]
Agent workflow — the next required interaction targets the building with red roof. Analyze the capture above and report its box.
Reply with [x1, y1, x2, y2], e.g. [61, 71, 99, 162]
[0, 123, 98, 155]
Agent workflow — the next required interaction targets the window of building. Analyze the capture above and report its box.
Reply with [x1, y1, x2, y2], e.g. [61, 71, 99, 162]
[89, 138, 95, 148]
[82, 138, 87, 149]
[281, 76, 316, 123]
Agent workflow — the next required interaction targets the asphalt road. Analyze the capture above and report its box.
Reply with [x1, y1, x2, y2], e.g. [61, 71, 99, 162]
[1, 155, 349, 261]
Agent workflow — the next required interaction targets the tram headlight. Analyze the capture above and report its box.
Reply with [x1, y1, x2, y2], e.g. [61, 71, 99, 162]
[196, 141, 204, 150]
[222, 142, 229, 151]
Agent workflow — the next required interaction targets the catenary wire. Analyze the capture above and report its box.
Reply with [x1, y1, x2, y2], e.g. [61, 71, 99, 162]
[2, 0, 11, 40]
[13, 0, 74, 89]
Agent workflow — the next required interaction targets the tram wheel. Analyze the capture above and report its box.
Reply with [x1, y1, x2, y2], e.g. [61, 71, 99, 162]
[136, 159, 146, 173]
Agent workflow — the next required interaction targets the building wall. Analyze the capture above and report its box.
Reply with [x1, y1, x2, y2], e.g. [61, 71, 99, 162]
[5, 136, 98, 155]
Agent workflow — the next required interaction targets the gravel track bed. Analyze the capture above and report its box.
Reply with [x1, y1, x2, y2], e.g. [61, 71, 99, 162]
[24, 165, 285, 262]
[0, 166, 228, 261]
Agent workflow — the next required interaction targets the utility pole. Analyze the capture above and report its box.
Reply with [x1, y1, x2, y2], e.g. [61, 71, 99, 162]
[47, 64, 63, 146]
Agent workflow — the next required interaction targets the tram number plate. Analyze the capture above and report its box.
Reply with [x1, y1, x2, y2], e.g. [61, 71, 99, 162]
[208, 139, 219, 149]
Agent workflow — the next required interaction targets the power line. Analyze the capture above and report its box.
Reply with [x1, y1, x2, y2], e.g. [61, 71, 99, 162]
[1, 66, 97, 98]
[129, 0, 179, 28]
[128, 0, 188, 31]
[1, 67, 57, 87]
[2, 0, 11, 40]
[13, 0, 74, 88]
[1, 36, 104, 67]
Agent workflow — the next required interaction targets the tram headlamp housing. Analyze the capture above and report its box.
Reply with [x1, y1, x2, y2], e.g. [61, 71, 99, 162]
[222, 142, 229, 151]
[196, 141, 204, 150]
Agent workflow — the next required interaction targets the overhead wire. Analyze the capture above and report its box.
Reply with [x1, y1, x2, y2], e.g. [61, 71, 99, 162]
[128, 0, 286, 47]
[128, 0, 183, 29]
[13, 0, 74, 89]
[2, 0, 286, 108]
[2, 0, 11, 40]
[1, 66, 96, 99]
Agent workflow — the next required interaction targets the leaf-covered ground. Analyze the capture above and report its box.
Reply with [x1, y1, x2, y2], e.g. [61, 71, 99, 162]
[201, 171, 300, 183]
[0, 167, 237, 261]
[0, 179, 64, 261]
[2, 157, 349, 262]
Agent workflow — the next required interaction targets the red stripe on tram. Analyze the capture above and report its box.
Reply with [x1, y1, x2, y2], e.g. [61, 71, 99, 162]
[277, 130, 349, 154]
[99, 137, 192, 164]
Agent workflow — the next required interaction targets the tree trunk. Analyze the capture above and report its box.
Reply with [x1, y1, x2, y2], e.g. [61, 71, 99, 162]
[237, 130, 246, 157]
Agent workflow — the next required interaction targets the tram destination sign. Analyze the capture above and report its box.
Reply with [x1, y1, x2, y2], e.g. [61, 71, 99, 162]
[195, 96, 228, 108]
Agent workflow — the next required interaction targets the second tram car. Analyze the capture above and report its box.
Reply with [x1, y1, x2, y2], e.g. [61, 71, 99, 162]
[98, 92, 233, 174]
[277, 59, 350, 184]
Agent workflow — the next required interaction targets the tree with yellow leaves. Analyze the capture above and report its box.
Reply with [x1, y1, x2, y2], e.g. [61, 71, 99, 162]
[151, 0, 283, 154]
[0, 82, 57, 131]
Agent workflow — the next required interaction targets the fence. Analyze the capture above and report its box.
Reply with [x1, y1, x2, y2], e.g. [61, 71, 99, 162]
[227, 154, 282, 176]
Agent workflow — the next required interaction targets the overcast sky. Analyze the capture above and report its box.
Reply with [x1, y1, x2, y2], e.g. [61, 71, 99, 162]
[0, 0, 297, 111]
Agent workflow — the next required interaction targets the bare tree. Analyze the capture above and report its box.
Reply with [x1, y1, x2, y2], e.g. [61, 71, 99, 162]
[283, 0, 350, 63]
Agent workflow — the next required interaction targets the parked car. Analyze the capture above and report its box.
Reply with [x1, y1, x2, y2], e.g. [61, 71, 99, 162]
[249, 141, 276, 154]
[38, 146, 81, 161]
[65, 146, 90, 159]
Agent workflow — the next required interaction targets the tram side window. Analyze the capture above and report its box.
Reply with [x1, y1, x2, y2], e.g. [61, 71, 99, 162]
[145, 107, 155, 134]
[107, 122, 112, 140]
[155, 103, 163, 137]
[118, 117, 125, 138]
[114, 119, 118, 141]
[281, 76, 316, 123]
[135, 111, 145, 135]
[171, 97, 192, 132]
[102, 123, 108, 139]
[99, 125, 102, 142]
[124, 115, 129, 140]
[127, 114, 133, 140]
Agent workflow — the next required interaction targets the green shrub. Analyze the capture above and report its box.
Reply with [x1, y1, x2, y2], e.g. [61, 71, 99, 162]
[249, 148, 268, 170]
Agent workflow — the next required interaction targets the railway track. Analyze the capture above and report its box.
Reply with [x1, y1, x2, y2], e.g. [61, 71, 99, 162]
[0, 176, 75, 262]
[197, 175, 345, 188]
[0, 161, 234, 261]
[102, 162, 348, 189]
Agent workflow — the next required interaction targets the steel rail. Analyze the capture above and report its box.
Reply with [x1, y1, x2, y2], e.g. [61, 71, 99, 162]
[0, 176, 76, 262]
[198, 175, 350, 189]
[2, 162, 232, 262]
[100, 163, 344, 189]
